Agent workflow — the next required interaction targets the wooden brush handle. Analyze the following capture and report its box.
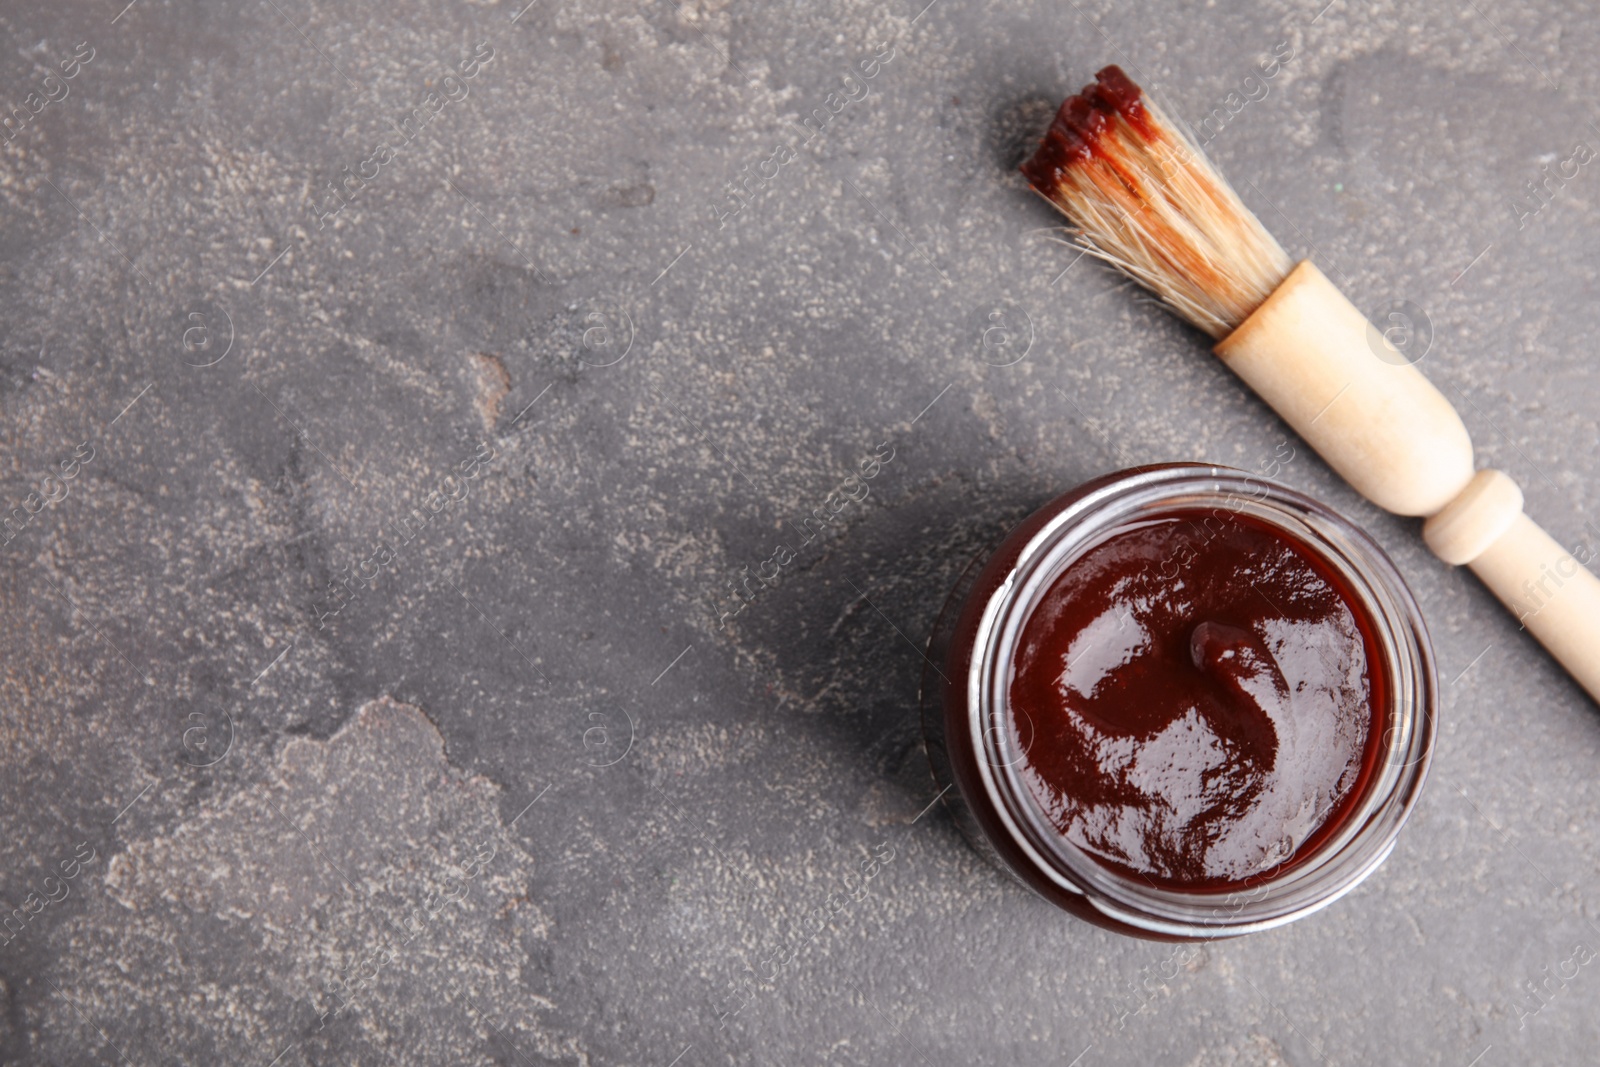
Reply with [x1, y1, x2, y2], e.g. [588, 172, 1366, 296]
[1215, 262, 1475, 516]
[1424, 471, 1600, 703]
[1214, 261, 1600, 703]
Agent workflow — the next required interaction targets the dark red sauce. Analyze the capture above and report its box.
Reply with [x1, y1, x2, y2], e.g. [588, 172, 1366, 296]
[1007, 509, 1386, 890]
[1021, 64, 1150, 190]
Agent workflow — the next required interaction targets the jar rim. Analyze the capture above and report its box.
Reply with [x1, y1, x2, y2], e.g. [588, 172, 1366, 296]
[964, 464, 1437, 937]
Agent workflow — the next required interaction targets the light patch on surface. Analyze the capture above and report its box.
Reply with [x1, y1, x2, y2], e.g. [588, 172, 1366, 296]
[34, 698, 581, 1067]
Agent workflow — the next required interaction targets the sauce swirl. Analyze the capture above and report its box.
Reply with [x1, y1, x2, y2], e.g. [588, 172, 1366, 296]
[1008, 509, 1383, 888]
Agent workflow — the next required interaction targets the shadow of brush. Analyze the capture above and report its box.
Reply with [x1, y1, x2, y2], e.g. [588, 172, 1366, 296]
[989, 94, 1062, 177]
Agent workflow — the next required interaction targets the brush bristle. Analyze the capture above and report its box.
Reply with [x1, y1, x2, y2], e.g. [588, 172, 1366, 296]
[1022, 66, 1292, 340]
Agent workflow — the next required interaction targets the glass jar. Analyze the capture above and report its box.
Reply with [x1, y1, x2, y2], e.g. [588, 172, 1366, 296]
[920, 464, 1436, 939]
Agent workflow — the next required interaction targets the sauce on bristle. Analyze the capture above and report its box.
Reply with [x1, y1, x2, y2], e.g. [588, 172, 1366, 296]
[1018, 63, 1293, 338]
[1020, 65, 1150, 189]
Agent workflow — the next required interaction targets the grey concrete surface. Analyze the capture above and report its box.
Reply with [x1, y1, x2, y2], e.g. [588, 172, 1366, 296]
[1, 0, 1597, 1063]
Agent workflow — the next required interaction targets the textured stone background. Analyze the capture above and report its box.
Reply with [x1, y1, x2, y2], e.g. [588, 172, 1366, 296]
[1, 0, 1597, 1063]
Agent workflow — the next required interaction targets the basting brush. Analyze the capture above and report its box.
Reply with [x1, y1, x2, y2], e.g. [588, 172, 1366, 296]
[1022, 65, 1600, 703]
